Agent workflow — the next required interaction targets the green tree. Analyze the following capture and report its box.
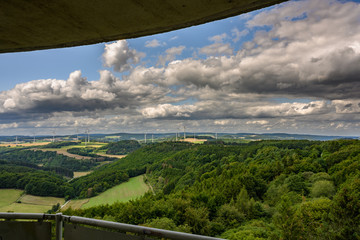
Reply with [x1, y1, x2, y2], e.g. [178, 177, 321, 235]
[310, 180, 336, 198]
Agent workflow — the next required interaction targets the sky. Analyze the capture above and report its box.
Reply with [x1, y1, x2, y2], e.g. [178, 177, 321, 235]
[0, 0, 360, 136]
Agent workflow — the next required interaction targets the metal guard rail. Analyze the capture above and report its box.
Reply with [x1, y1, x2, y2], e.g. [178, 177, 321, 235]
[0, 212, 224, 240]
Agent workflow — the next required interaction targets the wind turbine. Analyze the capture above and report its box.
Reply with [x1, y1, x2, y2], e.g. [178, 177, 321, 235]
[84, 129, 89, 146]
[32, 129, 36, 143]
[183, 125, 186, 140]
[144, 133, 147, 144]
[52, 130, 56, 143]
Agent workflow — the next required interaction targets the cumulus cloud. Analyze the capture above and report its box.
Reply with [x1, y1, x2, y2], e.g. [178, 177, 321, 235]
[0, 70, 170, 123]
[141, 104, 196, 119]
[160, 0, 360, 100]
[102, 40, 144, 72]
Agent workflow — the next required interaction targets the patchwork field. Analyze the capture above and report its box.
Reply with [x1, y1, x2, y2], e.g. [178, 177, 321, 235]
[38, 142, 125, 160]
[64, 175, 150, 210]
[0, 142, 51, 147]
[0, 189, 64, 213]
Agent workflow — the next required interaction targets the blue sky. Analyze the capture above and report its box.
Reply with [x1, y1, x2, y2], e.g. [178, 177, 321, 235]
[0, 0, 360, 136]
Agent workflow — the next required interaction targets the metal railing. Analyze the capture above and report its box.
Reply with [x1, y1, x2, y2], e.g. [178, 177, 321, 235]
[0, 212, 224, 240]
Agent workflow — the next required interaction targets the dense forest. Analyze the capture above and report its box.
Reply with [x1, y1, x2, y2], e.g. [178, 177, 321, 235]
[0, 149, 97, 172]
[99, 140, 141, 155]
[63, 139, 360, 239]
[1, 139, 360, 238]
[0, 160, 73, 197]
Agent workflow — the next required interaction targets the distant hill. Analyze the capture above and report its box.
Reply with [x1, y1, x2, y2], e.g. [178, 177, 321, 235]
[0, 132, 357, 143]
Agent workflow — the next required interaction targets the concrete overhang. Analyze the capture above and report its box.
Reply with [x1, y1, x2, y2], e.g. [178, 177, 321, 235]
[0, 0, 287, 53]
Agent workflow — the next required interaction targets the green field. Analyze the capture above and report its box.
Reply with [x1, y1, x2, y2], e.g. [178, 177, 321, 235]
[0, 189, 64, 213]
[66, 175, 150, 209]
[0, 189, 22, 208]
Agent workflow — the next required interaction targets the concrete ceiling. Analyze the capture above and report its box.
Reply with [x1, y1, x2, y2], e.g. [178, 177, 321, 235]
[0, 0, 287, 53]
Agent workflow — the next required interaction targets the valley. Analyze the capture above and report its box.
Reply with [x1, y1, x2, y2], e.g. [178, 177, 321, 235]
[0, 138, 360, 239]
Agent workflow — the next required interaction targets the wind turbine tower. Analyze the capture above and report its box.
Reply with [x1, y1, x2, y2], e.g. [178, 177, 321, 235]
[183, 126, 186, 140]
[87, 129, 90, 144]
[33, 130, 36, 143]
[52, 130, 56, 143]
[84, 129, 89, 146]
[144, 133, 147, 144]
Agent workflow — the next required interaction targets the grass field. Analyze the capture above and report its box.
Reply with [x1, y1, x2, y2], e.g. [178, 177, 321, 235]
[20, 195, 64, 206]
[0, 189, 65, 213]
[82, 175, 150, 208]
[0, 142, 51, 147]
[73, 171, 93, 178]
[0, 189, 23, 208]
[182, 138, 207, 144]
[95, 152, 126, 159]
[64, 175, 150, 210]
[62, 199, 89, 210]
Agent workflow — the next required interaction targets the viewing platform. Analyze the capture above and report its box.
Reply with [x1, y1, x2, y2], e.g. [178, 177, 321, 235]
[0, 212, 223, 240]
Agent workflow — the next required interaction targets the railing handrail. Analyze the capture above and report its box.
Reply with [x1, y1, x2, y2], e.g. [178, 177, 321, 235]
[0, 212, 224, 240]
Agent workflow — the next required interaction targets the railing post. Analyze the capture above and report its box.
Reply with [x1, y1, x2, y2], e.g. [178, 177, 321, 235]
[55, 213, 63, 240]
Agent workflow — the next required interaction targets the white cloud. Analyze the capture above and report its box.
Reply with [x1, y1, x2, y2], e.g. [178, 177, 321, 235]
[170, 36, 179, 41]
[141, 104, 196, 118]
[158, 46, 185, 66]
[102, 40, 144, 72]
[199, 43, 233, 56]
[209, 33, 228, 43]
[232, 28, 249, 42]
[246, 120, 269, 125]
[145, 39, 165, 48]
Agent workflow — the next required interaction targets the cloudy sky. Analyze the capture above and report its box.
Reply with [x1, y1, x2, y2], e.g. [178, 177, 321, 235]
[0, 0, 360, 136]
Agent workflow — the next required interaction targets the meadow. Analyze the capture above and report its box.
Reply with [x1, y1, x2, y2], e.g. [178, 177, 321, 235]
[65, 175, 150, 209]
[0, 189, 64, 213]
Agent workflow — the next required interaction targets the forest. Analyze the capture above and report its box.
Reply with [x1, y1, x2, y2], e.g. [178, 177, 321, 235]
[0, 139, 360, 238]
[99, 140, 141, 155]
[63, 139, 360, 239]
